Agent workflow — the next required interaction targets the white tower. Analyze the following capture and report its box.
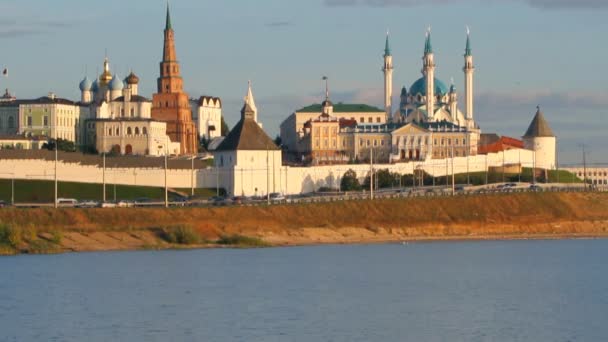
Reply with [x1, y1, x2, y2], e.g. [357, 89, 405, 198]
[464, 28, 475, 129]
[523, 106, 556, 170]
[382, 31, 393, 121]
[448, 82, 458, 124]
[244, 80, 260, 126]
[422, 29, 435, 121]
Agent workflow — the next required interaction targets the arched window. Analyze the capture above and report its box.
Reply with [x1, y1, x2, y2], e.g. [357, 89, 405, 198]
[142, 127, 147, 135]
[125, 144, 133, 155]
[135, 127, 140, 135]
[130, 108, 135, 117]
[116, 127, 120, 135]
[127, 127, 132, 135]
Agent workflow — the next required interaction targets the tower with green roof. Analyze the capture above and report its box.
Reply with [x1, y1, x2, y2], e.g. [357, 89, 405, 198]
[422, 29, 436, 120]
[463, 27, 475, 128]
[382, 31, 394, 121]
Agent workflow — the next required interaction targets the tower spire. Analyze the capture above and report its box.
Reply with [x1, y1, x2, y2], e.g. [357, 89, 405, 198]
[323, 76, 329, 100]
[165, 2, 172, 31]
[424, 27, 433, 55]
[384, 30, 391, 57]
[244, 80, 258, 122]
[465, 26, 472, 56]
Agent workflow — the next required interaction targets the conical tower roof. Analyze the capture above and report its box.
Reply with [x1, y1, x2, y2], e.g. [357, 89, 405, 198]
[524, 107, 555, 138]
[215, 103, 278, 151]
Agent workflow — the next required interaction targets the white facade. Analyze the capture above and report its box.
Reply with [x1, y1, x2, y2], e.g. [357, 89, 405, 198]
[192, 96, 222, 140]
[524, 136, 556, 170]
[95, 120, 180, 156]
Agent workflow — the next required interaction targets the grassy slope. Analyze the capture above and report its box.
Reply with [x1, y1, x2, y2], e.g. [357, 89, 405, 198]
[0, 192, 606, 235]
[0, 179, 219, 202]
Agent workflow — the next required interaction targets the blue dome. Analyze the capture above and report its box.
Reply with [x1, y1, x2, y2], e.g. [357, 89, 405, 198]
[109, 75, 124, 91]
[92, 79, 99, 92]
[79, 77, 92, 91]
[409, 77, 449, 96]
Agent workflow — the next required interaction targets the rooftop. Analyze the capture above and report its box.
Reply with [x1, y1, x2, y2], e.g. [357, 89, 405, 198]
[297, 103, 384, 113]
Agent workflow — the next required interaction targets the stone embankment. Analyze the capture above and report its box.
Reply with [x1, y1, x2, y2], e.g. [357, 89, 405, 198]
[1, 192, 607, 254]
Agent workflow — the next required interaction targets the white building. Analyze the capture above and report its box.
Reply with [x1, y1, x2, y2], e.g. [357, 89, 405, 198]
[79, 57, 178, 155]
[191, 96, 222, 140]
[213, 84, 282, 197]
[523, 107, 556, 170]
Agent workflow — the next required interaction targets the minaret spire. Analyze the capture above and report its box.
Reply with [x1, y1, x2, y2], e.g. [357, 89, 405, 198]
[422, 27, 436, 120]
[384, 30, 391, 57]
[382, 30, 394, 121]
[463, 26, 475, 128]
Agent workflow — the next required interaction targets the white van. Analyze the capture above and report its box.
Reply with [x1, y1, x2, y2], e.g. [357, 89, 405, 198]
[56, 198, 78, 207]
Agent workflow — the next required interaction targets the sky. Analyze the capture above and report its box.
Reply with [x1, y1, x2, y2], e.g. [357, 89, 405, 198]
[0, 0, 607, 164]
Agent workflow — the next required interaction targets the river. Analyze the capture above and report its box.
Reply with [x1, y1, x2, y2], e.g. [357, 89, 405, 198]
[1, 239, 608, 341]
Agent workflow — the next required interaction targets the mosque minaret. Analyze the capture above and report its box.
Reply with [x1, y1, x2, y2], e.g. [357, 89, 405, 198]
[382, 31, 393, 120]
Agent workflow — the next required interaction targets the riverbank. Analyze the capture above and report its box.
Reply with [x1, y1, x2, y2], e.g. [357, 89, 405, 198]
[1, 192, 607, 255]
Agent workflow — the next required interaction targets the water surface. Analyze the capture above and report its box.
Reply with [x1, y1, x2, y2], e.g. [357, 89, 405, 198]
[1, 240, 608, 341]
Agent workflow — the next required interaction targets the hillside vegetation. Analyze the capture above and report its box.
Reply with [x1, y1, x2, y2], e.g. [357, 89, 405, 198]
[0, 192, 607, 254]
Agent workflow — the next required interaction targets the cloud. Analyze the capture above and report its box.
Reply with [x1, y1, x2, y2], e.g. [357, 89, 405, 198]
[324, 0, 608, 9]
[0, 18, 76, 39]
[265, 21, 293, 28]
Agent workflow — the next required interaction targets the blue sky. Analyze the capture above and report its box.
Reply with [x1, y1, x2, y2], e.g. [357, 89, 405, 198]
[0, 0, 607, 163]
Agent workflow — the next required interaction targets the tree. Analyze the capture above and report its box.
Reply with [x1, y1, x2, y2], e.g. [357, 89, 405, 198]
[363, 169, 400, 189]
[42, 138, 76, 152]
[340, 169, 361, 191]
[220, 117, 230, 136]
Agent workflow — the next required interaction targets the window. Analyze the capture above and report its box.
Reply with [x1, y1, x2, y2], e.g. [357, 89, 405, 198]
[43, 116, 48, 127]
[441, 139, 444, 146]
[143, 127, 147, 135]
[381, 140, 384, 146]
[448, 139, 451, 145]
[315, 139, 319, 148]
[324, 139, 328, 147]
[332, 139, 336, 147]
[116, 128, 120, 135]
[367, 139, 370, 147]
[27, 116, 32, 127]
[374, 140, 378, 147]
[121, 108, 125, 117]
[135, 127, 140, 135]
[108, 128, 112, 136]
[323, 127, 328, 135]
[359, 139, 363, 147]
[127, 127, 132, 135]
[130, 108, 135, 117]
[434, 139, 437, 145]
[368, 117, 372, 123]
[455, 139, 459, 146]
[376, 117, 381, 123]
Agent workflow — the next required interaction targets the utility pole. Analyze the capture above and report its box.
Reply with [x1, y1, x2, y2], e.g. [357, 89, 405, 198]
[582, 144, 587, 190]
[164, 152, 168, 208]
[11, 177, 14, 205]
[518, 149, 521, 183]
[54, 141, 58, 208]
[370, 148, 374, 200]
[485, 154, 488, 186]
[216, 166, 219, 197]
[466, 139, 470, 185]
[451, 144, 455, 196]
[502, 150, 505, 183]
[267, 146, 270, 204]
[102, 153, 106, 202]
[191, 155, 195, 197]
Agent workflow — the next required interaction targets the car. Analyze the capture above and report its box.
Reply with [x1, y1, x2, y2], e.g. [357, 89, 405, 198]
[0, 200, 7, 208]
[529, 184, 542, 191]
[117, 200, 134, 208]
[76, 200, 99, 208]
[57, 198, 78, 207]
[269, 193, 286, 202]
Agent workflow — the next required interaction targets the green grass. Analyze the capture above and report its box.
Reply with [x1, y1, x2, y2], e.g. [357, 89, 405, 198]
[423, 168, 582, 186]
[216, 234, 269, 248]
[0, 179, 225, 203]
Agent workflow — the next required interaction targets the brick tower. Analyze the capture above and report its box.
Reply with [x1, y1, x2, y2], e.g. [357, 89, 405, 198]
[151, 4, 198, 155]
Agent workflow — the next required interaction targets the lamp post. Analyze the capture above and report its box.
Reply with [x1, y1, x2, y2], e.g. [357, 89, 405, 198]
[191, 155, 195, 197]
[102, 152, 106, 202]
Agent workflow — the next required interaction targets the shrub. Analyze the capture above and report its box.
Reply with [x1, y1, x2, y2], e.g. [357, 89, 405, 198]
[0, 224, 21, 248]
[161, 225, 201, 245]
[216, 234, 269, 247]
